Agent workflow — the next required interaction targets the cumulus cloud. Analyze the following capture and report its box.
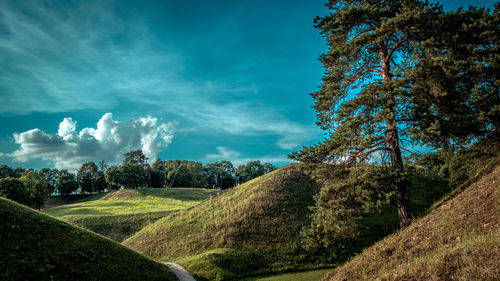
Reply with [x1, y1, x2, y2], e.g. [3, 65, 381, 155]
[204, 146, 290, 166]
[8, 113, 175, 171]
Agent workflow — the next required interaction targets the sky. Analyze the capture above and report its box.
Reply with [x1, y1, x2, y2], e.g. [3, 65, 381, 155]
[0, 0, 496, 171]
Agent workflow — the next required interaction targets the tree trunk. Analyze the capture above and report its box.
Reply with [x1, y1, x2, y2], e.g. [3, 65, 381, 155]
[380, 49, 412, 228]
[386, 123, 412, 228]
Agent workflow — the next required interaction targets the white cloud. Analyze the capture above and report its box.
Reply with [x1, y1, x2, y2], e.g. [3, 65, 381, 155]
[8, 113, 175, 171]
[204, 146, 291, 167]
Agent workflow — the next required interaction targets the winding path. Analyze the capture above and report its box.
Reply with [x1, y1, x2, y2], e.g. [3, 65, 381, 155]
[164, 263, 196, 281]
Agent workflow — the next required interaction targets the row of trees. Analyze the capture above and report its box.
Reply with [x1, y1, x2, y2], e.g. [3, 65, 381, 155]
[103, 150, 276, 191]
[0, 151, 276, 207]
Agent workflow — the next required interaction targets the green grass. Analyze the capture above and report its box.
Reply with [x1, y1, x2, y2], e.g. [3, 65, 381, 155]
[242, 268, 333, 281]
[124, 165, 327, 280]
[44, 187, 219, 241]
[0, 197, 177, 281]
[45, 188, 219, 217]
[323, 165, 500, 281]
[123, 163, 450, 280]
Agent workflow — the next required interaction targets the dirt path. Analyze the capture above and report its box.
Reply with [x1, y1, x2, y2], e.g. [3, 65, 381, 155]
[164, 263, 196, 281]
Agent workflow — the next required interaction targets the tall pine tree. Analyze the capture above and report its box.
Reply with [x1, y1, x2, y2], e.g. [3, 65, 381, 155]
[291, 0, 443, 227]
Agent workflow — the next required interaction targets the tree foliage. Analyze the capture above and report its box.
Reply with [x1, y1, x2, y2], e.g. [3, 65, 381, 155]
[236, 161, 276, 184]
[20, 170, 49, 210]
[77, 162, 98, 193]
[0, 177, 32, 206]
[56, 170, 78, 196]
[204, 161, 236, 190]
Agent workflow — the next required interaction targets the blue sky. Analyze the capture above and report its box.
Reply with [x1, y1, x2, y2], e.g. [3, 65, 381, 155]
[0, 0, 496, 171]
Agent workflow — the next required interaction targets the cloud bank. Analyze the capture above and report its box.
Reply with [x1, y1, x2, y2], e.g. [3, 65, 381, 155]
[8, 113, 175, 171]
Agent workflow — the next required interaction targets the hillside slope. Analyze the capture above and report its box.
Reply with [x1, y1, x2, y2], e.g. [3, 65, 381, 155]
[124, 165, 322, 280]
[44, 188, 219, 241]
[323, 165, 500, 281]
[0, 197, 176, 281]
[123, 163, 449, 280]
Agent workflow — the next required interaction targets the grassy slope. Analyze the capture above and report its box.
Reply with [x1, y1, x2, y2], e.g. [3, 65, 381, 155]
[123, 164, 450, 280]
[124, 165, 323, 280]
[323, 165, 500, 281]
[0, 197, 176, 281]
[44, 188, 219, 241]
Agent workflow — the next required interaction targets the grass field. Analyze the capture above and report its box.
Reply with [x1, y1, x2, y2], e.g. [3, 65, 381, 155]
[45, 188, 219, 217]
[242, 268, 333, 281]
[44, 188, 220, 241]
[323, 165, 500, 281]
[0, 197, 177, 281]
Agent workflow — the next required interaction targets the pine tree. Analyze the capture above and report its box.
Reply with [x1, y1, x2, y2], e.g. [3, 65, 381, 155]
[291, 0, 444, 228]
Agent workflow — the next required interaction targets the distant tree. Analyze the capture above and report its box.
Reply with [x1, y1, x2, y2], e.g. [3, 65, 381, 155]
[77, 162, 98, 193]
[0, 165, 14, 179]
[104, 166, 123, 190]
[145, 167, 164, 188]
[152, 160, 207, 188]
[94, 171, 108, 193]
[41, 168, 59, 195]
[13, 167, 26, 178]
[124, 150, 149, 169]
[236, 161, 265, 184]
[120, 162, 145, 188]
[204, 161, 236, 190]
[56, 170, 78, 197]
[0, 177, 31, 206]
[20, 170, 49, 210]
[262, 163, 277, 174]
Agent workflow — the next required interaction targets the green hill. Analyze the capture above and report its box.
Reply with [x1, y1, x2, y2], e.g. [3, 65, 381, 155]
[0, 197, 176, 281]
[123, 163, 450, 280]
[322, 165, 500, 281]
[44, 187, 219, 241]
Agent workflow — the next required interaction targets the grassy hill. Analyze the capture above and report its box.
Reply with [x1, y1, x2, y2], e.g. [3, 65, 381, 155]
[322, 165, 500, 281]
[123, 163, 450, 280]
[44, 188, 219, 241]
[0, 197, 176, 281]
[124, 165, 322, 280]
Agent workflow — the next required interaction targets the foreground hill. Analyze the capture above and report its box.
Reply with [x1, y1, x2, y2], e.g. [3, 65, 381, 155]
[123, 163, 449, 280]
[323, 165, 500, 281]
[0, 197, 176, 281]
[44, 188, 219, 241]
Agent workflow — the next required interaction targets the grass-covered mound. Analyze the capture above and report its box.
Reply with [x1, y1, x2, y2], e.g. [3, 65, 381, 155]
[44, 188, 219, 241]
[323, 165, 500, 281]
[123, 164, 450, 280]
[0, 197, 176, 281]
[124, 165, 321, 280]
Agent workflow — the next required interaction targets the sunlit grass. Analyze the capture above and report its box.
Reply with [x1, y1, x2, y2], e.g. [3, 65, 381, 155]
[44, 188, 220, 218]
[43, 187, 220, 241]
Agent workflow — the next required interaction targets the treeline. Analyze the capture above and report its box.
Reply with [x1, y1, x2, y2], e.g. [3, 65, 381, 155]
[0, 150, 276, 208]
